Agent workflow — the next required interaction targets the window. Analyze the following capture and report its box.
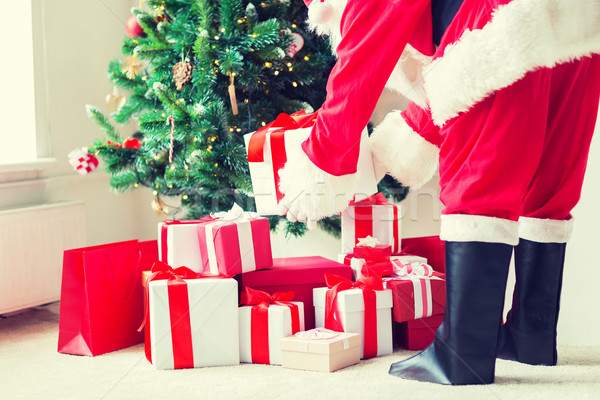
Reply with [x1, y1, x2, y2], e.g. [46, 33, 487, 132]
[0, 1, 38, 165]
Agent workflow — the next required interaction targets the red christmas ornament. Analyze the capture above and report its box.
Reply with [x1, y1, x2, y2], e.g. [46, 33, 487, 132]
[106, 137, 143, 149]
[68, 148, 99, 176]
[124, 138, 143, 149]
[125, 15, 146, 38]
[286, 33, 305, 58]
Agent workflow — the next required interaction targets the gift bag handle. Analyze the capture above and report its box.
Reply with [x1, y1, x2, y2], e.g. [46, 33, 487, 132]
[104, 249, 143, 303]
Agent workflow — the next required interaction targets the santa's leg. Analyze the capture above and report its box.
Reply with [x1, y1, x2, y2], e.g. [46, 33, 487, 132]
[498, 55, 600, 366]
[390, 66, 554, 384]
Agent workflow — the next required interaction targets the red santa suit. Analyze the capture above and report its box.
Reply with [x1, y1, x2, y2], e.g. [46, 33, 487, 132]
[277, 0, 600, 385]
[279, 0, 600, 246]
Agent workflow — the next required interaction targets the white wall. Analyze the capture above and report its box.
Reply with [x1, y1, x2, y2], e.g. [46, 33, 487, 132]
[36, 0, 600, 346]
[34, 0, 163, 246]
[557, 114, 600, 346]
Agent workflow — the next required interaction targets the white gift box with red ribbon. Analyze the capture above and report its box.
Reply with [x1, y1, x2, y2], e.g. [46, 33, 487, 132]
[245, 111, 377, 215]
[239, 302, 305, 365]
[341, 194, 402, 255]
[313, 287, 393, 359]
[148, 277, 240, 370]
[158, 220, 207, 273]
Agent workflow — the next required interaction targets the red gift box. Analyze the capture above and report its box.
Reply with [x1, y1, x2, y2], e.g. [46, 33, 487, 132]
[385, 271, 445, 323]
[197, 213, 273, 275]
[394, 314, 443, 350]
[236, 256, 352, 330]
[401, 236, 445, 273]
[342, 244, 394, 280]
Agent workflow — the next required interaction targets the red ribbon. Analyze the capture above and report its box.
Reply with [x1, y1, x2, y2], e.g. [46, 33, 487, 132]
[323, 271, 384, 359]
[247, 110, 319, 202]
[240, 287, 301, 365]
[353, 244, 392, 262]
[160, 216, 216, 264]
[139, 260, 229, 369]
[349, 193, 400, 253]
[344, 245, 394, 278]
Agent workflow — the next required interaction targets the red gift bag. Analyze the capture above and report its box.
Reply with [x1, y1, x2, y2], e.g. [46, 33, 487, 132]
[57, 240, 158, 356]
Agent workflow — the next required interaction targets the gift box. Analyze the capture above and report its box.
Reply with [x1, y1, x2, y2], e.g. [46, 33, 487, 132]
[383, 263, 445, 323]
[236, 256, 352, 330]
[280, 328, 361, 372]
[313, 274, 393, 359]
[197, 204, 273, 275]
[158, 219, 212, 273]
[239, 288, 305, 365]
[245, 111, 377, 215]
[143, 262, 239, 370]
[338, 251, 427, 281]
[341, 194, 402, 254]
[394, 314, 443, 350]
[401, 236, 445, 273]
[337, 237, 394, 280]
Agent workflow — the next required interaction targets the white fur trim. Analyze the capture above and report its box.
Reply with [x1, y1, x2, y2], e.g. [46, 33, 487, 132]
[278, 143, 359, 223]
[369, 110, 439, 190]
[519, 217, 574, 243]
[306, 0, 347, 53]
[440, 215, 519, 245]
[424, 0, 600, 126]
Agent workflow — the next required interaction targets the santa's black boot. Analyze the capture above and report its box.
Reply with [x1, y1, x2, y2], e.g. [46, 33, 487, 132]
[389, 241, 512, 385]
[497, 239, 566, 365]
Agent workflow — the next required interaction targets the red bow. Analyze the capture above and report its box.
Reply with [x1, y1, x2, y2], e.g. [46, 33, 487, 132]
[349, 192, 390, 207]
[240, 287, 301, 365]
[323, 272, 383, 359]
[139, 260, 229, 331]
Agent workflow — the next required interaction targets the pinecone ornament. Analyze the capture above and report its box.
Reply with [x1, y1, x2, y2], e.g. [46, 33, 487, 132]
[172, 62, 193, 91]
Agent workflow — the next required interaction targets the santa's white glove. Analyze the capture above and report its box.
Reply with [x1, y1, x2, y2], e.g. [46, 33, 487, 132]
[278, 144, 359, 230]
[369, 110, 439, 190]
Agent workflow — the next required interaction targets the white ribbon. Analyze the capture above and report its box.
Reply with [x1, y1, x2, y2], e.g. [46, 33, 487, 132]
[205, 203, 257, 274]
[387, 261, 443, 319]
[295, 328, 352, 352]
[356, 235, 380, 248]
[392, 261, 435, 278]
[211, 203, 258, 222]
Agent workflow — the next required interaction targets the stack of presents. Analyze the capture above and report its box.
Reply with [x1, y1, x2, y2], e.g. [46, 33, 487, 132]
[57, 111, 447, 372]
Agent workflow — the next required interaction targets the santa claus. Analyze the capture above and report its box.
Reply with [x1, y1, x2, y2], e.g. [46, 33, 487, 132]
[277, 0, 600, 385]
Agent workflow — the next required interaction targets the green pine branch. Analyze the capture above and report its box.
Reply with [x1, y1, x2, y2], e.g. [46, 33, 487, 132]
[86, 105, 121, 142]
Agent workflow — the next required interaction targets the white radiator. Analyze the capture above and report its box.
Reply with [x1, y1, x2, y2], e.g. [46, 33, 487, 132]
[0, 201, 85, 314]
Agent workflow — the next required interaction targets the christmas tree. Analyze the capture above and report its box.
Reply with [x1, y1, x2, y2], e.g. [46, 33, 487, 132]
[87, 0, 407, 238]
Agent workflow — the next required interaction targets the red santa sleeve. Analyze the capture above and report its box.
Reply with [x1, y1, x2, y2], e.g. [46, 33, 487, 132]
[301, 0, 432, 176]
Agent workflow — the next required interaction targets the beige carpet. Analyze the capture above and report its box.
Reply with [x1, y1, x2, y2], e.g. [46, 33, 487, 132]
[1, 304, 599, 400]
